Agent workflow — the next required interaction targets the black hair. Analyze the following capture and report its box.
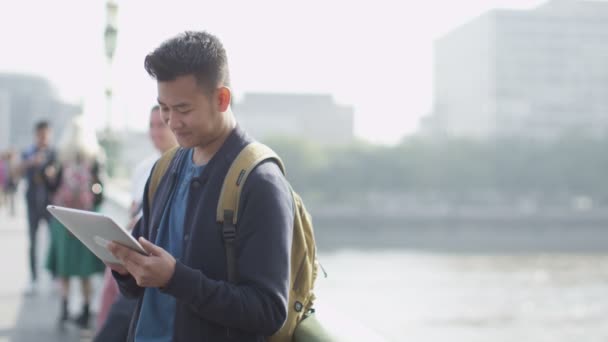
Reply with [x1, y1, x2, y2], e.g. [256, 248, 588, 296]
[144, 31, 230, 90]
[35, 120, 49, 131]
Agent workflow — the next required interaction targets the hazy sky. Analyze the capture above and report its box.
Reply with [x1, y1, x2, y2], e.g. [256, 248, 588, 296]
[0, 0, 546, 144]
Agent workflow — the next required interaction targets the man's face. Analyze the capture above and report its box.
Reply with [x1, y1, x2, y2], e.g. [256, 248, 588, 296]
[35, 127, 51, 148]
[157, 75, 223, 149]
[149, 109, 177, 153]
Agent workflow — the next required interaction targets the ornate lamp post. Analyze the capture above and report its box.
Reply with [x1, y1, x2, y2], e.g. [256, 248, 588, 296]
[104, 0, 118, 132]
[102, 0, 119, 176]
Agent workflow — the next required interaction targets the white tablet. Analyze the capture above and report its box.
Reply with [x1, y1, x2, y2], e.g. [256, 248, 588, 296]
[47, 205, 148, 265]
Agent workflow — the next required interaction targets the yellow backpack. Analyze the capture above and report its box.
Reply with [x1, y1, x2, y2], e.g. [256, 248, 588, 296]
[148, 143, 319, 341]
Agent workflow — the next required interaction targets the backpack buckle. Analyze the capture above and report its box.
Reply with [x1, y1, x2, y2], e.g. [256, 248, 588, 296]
[222, 210, 236, 241]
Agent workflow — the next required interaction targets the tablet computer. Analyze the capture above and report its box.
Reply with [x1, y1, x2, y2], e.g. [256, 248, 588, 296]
[47, 205, 148, 265]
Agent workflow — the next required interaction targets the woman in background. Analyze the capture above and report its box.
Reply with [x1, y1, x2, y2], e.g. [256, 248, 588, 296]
[43, 115, 106, 329]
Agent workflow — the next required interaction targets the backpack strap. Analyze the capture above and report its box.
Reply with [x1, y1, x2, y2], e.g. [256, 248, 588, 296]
[217, 142, 286, 282]
[147, 146, 180, 206]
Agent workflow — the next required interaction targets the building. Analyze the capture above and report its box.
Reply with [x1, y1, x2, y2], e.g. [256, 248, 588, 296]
[0, 74, 80, 150]
[426, 0, 608, 140]
[234, 93, 354, 145]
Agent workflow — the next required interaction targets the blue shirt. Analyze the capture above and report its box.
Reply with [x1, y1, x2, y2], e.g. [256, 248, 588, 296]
[135, 149, 205, 342]
[22, 145, 55, 206]
[22, 146, 55, 187]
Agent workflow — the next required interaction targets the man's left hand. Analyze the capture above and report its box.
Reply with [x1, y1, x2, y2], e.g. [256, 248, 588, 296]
[108, 237, 176, 288]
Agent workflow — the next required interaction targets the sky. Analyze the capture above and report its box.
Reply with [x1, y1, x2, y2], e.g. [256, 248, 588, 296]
[0, 0, 547, 144]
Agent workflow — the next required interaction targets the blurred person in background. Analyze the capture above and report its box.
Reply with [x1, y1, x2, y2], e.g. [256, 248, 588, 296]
[19, 120, 55, 294]
[0, 152, 6, 209]
[129, 105, 179, 224]
[42, 115, 106, 329]
[4, 150, 19, 217]
[94, 104, 177, 341]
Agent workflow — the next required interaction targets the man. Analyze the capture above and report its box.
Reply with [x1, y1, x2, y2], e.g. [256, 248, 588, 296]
[20, 120, 55, 294]
[108, 31, 294, 342]
[129, 104, 179, 223]
[95, 105, 177, 341]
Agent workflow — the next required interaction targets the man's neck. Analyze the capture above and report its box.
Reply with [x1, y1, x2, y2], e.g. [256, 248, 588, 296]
[192, 114, 236, 166]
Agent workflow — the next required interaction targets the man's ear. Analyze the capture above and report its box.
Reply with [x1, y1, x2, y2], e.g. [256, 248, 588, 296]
[217, 86, 231, 112]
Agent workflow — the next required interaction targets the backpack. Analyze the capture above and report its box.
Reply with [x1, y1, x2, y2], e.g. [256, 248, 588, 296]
[53, 161, 95, 210]
[148, 143, 319, 341]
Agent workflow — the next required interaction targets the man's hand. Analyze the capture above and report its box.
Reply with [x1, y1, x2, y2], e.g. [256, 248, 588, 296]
[44, 165, 57, 179]
[106, 262, 129, 276]
[108, 237, 176, 288]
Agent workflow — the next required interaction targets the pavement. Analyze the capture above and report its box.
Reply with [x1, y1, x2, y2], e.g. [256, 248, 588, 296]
[0, 192, 101, 342]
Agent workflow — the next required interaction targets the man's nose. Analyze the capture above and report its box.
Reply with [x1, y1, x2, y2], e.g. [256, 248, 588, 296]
[168, 117, 183, 131]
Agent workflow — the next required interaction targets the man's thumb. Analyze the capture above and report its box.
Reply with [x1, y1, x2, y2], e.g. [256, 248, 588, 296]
[139, 237, 162, 256]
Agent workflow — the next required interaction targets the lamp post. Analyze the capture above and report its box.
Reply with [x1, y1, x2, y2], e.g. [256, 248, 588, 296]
[102, 0, 119, 176]
[104, 0, 118, 132]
